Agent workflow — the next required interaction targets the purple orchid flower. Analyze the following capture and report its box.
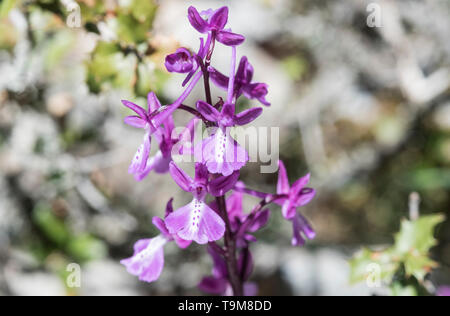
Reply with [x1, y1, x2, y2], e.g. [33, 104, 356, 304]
[199, 246, 257, 296]
[165, 162, 239, 244]
[120, 199, 191, 283]
[194, 101, 262, 176]
[122, 92, 162, 178]
[165, 36, 211, 87]
[188, 6, 245, 46]
[276, 160, 316, 246]
[209, 56, 270, 106]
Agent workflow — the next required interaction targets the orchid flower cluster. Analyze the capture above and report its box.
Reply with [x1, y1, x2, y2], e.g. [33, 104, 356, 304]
[120, 6, 316, 296]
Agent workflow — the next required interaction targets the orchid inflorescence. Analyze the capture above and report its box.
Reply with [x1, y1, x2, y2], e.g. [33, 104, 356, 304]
[120, 6, 316, 296]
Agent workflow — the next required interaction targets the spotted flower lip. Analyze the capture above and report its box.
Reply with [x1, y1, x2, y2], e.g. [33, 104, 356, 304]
[209, 56, 270, 106]
[120, 200, 191, 283]
[165, 162, 239, 244]
[122, 92, 163, 177]
[188, 6, 245, 46]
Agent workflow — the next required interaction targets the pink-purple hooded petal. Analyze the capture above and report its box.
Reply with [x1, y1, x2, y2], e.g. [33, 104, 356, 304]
[120, 237, 166, 283]
[234, 107, 263, 125]
[208, 171, 240, 197]
[165, 199, 225, 244]
[169, 162, 193, 192]
[188, 6, 209, 33]
[277, 160, 290, 195]
[236, 56, 254, 84]
[216, 31, 245, 46]
[165, 48, 196, 74]
[209, 6, 228, 30]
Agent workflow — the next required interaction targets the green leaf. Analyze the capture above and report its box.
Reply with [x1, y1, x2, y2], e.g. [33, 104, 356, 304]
[394, 214, 445, 255]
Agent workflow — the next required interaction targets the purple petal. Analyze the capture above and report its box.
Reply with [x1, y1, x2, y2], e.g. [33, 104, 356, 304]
[292, 213, 315, 247]
[209, 67, 230, 90]
[196, 100, 221, 122]
[152, 217, 170, 237]
[221, 103, 235, 118]
[247, 209, 270, 232]
[165, 198, 174, 217]
[208, 244, 228, 279]
[165, 48, 195, 74]
[165, 199, 225, 245]
[173, 235, 192, 249]
[124, 115, 147, 129]
[216, 30, 245, 46]
[188, 6, 209, 33]
[147, 92, 162, 114]
[277, 160, 290, 195]
[236, 56, 254, 84]
[281, 200, 296, 219]
[209, 6, 228, 30]
[122, 100, 147, 118]
[234, 107, 263, 125]
[291, 173, 311, 196]
[198, 277, 228, 295]
[194, 163, 209, 187]
[295, 188, 316, 207]
[209, 171, 240, 197]
[128, 132, 151, 175]
[133, 151, 170, 182]
[169, 162, 193, 192]
[243, 83, 270, 106]
[120, 236, 167, 283]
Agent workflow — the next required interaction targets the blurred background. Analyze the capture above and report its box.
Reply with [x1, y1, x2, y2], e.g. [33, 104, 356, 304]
[0, 0, 449, 296]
